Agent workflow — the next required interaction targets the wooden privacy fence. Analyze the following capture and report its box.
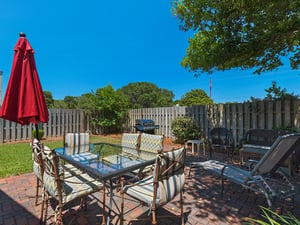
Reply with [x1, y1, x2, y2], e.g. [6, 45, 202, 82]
[128, 100, 300, 146]
[0, 109, 86, 143]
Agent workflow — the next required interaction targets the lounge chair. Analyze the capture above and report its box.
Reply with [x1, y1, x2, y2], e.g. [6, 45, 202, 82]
[189, 133, 300, 208]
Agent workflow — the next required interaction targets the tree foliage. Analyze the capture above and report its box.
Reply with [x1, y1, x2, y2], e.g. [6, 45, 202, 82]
[117, 82, 174, 109]
[43, 91, 54, 108]
[179, 89, 213, 106]
[264, 81, 299, 100]
[172, 0, 300, 75]
[53, 100, 66, 108]
[76, 85, 129, 134]
[171, 116, 201, 144]
[95, 85, 129, 134]
[64, 96, 79, 109]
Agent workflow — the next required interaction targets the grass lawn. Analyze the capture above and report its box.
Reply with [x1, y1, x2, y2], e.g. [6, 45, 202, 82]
[0, 135, 121, 178]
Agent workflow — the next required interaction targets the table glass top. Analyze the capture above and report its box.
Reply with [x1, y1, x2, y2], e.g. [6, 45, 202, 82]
[55, 142, 156, 180]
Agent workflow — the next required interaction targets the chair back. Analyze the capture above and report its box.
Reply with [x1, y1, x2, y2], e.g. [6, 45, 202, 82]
[153, 147, 186, 206]
[244, 129, 291, 147]
[210, 127, 234, 146]
[42, 146, 65, 202]
[139, 133, 164, 153]
[31, 138, 43, 180]
[121, 133, 140, 156]
[251, 133, 300, 175]
[64, 132, 89, 148]
[139, 133, 164, 160]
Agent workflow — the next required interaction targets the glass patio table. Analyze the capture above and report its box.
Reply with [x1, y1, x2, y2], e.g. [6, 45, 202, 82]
[55, 142, 156, 225]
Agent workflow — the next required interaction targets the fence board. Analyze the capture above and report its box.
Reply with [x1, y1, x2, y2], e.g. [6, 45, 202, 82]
[275, 101, 282, 128]
[0, 108, 86, 143]
[0, 119, 3, 142]
[128, 100, 300, 147]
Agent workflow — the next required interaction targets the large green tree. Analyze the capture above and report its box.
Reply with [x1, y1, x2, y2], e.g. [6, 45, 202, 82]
[117, 82, 174, 108]
[64, 96, 79, 109]
[172, 0, 300, 75]
[76, 85, 129, 134]
[43, 91, 54, 108]
[95, 85, 129, 134]
[179, 89, 213, 106]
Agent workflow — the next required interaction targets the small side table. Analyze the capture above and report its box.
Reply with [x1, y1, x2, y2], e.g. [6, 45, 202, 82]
[186, 139, 205, 159]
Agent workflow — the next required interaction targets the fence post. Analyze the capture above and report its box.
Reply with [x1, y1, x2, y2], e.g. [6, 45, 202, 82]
[0, 118, 3, 142]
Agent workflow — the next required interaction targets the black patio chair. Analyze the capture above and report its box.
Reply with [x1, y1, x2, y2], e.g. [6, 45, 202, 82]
[209, 127, 235, 160]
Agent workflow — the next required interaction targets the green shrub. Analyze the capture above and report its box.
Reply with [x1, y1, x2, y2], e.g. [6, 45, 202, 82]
[31, 129, 45, 139]
[171, 116, 201, 144]
[247, 206, 300, 225]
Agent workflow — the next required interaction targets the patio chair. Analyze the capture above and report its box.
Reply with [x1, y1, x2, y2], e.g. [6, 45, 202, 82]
[63, 132, 90, 153]
[120, 147, 186, 225]
[188, 133, 300, 208]
[101, 133, 141, 184]
[138, 133, 164, 175]
[31, 138, 44, 206]
[40, 146, 103, 224]
[139, 133, 163, 160]
[31, 139, 84, 206]
[209, 127, 234, 160]
[104, 133, 140, 163]
[121, 133, 140, 156]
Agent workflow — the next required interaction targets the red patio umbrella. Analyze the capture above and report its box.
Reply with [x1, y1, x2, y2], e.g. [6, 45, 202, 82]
[0, 32, 49, 139]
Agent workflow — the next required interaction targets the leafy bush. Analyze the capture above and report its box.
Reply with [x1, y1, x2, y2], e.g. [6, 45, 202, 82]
[31, 129, 44, 139]
[171, 116, 201, 144]
[247, 206, 300, 225]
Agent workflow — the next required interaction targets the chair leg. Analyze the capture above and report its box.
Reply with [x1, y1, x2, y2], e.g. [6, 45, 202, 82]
[84, 197, 87, 211]
[120, 177, 124, 225]
[40, 193, 45, 224]
[180, 190, 184, 225]
[57, 207, 63, 225]
[151, 204, 157, 225]
[188, 164, 193, 177]
[221, 175, 224, 198]
[43, 194, 49, 225]
[35, 178, 40, 206]
[151, 209, 157, 225]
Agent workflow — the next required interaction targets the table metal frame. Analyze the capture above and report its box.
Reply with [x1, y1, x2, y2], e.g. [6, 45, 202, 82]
[55, 142, 156, 225]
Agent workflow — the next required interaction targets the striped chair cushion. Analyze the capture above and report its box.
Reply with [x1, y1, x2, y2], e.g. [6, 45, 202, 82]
[121, 133, 139, 156]
[65, 133, 89, 148]
[156, 148, 186, 179]
[31, 138, 43, 180]
[69, 152, 99, 164]
[63, 145, 91, 155]
[33, 161, 42, 180]
[139, 133, 164, 154]
[43, 149, 102, 205]
[139, 150, 157, 161]
[61, 164, 83, 177]
[124, 147, 186, 207]
[124, 173, 185, 207]
[43, 170, 103, 204]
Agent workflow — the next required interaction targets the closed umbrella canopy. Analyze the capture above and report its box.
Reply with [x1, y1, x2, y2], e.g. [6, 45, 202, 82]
[0, 33, 48, 126]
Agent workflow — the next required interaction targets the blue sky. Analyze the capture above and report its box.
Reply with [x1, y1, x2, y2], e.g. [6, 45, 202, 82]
[0, 1, 299, 103]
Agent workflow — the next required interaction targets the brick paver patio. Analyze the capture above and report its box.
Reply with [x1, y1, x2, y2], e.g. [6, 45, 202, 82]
[0, 150, 299, 225]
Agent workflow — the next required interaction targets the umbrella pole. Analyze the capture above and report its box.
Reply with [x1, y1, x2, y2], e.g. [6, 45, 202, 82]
[35, 124, 40, 141]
